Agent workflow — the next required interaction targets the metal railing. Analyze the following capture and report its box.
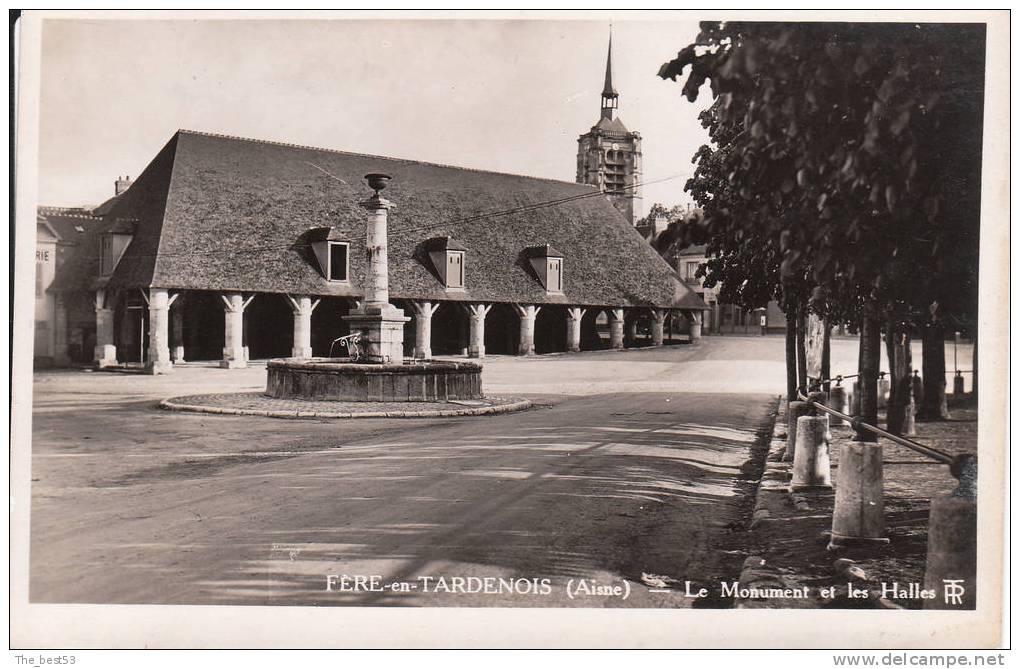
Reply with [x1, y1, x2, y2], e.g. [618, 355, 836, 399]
[795, 379, 976, 500]
[329, 333, 363, 361]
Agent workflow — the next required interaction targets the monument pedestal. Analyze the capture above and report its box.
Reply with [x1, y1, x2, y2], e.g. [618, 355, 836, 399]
[343, 303, 410, 364]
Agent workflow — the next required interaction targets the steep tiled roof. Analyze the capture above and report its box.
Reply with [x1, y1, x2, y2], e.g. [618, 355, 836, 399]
[37, 207, 103, 242]
[57, 130, 705, 310]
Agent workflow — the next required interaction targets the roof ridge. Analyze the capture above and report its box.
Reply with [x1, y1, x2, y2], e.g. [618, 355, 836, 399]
[37, 206, 104, 220]
[176, 129, 602, 189]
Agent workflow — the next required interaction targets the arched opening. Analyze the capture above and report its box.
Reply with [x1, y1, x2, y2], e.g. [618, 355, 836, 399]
[581, 308, 608, 351]
[430, 301, 469, 356]
[178, 290, 226, 361]
[534, 305, 567, 354]
[391, 299, 417, 358]
[114, 292, 147, 364]
[244, 293, 292, 360]
[311, 297, 353, 357]
[484, 303, 518, 355]
[626, 309, 653, 348]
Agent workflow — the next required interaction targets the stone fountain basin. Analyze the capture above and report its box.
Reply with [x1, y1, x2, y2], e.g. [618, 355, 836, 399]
[265, 358, 484, 402]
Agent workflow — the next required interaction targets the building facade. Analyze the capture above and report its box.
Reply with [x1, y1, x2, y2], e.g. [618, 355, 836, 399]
[670, 243, 786, 335]
[576, 35, 643, 226]
[34, 207, 104, 365]
[47, 130, 706, 373]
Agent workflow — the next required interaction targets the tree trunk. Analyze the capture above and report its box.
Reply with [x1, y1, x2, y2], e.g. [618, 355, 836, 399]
[885, 320, 912, 435]
[850, 322, 864, 416]
[821, 318, 832, 393]
[919, 318, 950, 420]
[796, 310, 808, 393]
[785, 311, 797, 402]
[856, 312, 881, 442]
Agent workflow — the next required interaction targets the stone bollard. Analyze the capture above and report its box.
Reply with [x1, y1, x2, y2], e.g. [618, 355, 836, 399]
[828, 441, 889, 548]
[953, 372, 966, 396]
[923, 457, 977, 609]
[828, 385, 849, 426]
[791, 416, 832, 491]
[903, 392, 917, 436]
[808, 390, 829, 431]
[877, 375, 890, 409]
[785, 401, 812, 463]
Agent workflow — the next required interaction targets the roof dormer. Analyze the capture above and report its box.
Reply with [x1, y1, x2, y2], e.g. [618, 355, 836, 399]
[525, 244, 565, 293]
[99, 221, 135, 277]
[307, 227, 351, 282]
[424, 236, 468, 290]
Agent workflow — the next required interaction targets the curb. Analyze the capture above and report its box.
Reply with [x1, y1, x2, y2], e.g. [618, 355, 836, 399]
[734, 395, 800, 609]
[158, 396, 532, 419]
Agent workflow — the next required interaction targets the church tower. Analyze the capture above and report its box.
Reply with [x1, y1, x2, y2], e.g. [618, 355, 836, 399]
[576, 31, 643, 226]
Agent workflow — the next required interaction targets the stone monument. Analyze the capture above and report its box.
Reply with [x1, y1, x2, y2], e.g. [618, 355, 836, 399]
[342, 173, 411, 363]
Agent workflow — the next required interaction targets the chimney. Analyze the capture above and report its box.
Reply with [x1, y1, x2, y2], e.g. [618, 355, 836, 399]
[115, 175, 132, 195]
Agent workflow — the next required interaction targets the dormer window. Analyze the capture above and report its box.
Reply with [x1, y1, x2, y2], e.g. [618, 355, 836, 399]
[328, 241, 349, 281]
[547, 257, 563, 292]
[446, 251, 464, 289]
[100, 236, 114, 275]
[99, 232, 132, 276]
[525, 245, 565, 294]
[424, 236, 469, 290]
[307, 227, 351, 282]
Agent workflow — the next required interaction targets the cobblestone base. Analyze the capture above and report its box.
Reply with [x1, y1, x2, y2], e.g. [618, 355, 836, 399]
[160, 391, 531, 419]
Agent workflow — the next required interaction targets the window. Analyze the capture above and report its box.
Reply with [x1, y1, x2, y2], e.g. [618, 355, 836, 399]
[548, 258, 562, 292]
[446, 251, 464, 289]
[526, 245, 564, 293]
[100, 236, 115, 276]
[685, 261, 700, 281]
[35, 264, 42, 297]
[328, 241, 349, 282]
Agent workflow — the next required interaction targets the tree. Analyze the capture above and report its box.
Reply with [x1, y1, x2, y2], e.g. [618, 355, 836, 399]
[659, 22, 984, 432]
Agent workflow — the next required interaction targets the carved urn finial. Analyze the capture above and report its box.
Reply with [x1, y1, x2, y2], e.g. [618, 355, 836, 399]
[365, 173, 392, 196]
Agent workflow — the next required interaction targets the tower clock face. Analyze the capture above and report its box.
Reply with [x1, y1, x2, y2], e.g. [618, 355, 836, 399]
[611, 143, 620, 151]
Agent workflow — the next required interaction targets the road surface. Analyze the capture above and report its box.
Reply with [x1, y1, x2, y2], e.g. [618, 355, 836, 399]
[26, 337, 809, 607]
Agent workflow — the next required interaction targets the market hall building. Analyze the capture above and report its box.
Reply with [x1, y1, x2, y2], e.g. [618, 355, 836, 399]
[48, 128, 706, 373]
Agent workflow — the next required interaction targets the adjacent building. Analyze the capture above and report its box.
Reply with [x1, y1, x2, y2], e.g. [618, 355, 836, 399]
[669, 242, 785, 335]
[34, 207, 104, 365]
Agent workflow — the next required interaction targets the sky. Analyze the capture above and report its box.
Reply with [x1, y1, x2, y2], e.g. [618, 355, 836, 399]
[38, 17, 712, 210]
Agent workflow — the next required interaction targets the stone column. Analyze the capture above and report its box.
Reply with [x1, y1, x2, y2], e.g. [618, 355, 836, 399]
[53, 295, 70, 366]
[220, 293, 252, 368]
[410, 300, 441, 359]
[650, 308, 666, 347]
[566, 307, 586, 353]
[93, 289, 117, 367]
[286, 294, 319, 359]
[342, 186, 409, 364]
[465, 303, 492, 358]
[145, 288, 173, 374]
[171, 303, 185, 363]
[688, 310, 703, 342]
[608, 308, 625, 350]
[513, 304, 541, 356]
[363, 195, 391, 308]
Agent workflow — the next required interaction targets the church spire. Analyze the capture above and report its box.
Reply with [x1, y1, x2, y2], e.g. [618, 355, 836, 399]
[601, 28, 619, 120]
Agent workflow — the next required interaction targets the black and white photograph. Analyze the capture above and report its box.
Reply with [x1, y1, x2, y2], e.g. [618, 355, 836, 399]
[10, 9, 1009, 651]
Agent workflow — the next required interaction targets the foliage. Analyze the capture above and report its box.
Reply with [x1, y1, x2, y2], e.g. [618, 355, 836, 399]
[658, 21, 985, 328]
